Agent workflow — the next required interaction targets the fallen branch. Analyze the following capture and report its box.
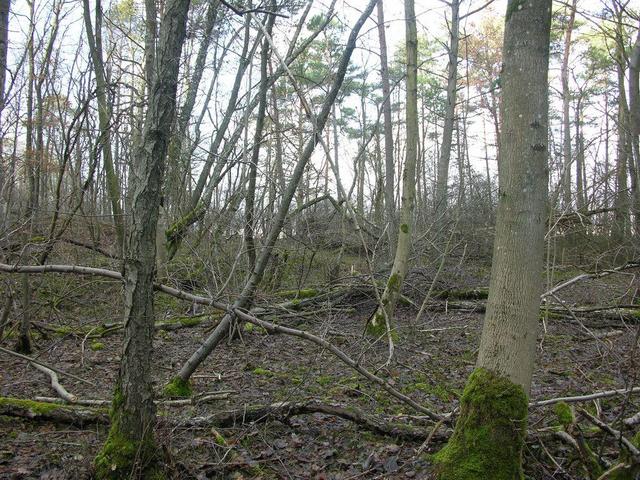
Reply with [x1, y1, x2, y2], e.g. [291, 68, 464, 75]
[234, 309, 444, 422]
[31, 362, 77, 403]
[541, 262, 640, 299]
[183, 400, 447, 441]
[0, 397, 108, 425]
[578, 408, 640, 461]
[34, 392, 233, 406]
[0, 262, 444, 422]
[530, 387, 640, 408]
[0, 345, 96, 387]
[0, 396, 446, 442]
[623, 411, 640, 427]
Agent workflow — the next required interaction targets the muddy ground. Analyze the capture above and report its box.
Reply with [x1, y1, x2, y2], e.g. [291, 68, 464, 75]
[0, 254, 639, 479]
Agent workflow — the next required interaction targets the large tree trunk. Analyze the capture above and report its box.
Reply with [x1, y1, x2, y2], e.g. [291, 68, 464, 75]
[367, 0, 417, 337]
[435, 1, 551, 478]
[94, 1, 191, 478]
[434, 0, 459, 215]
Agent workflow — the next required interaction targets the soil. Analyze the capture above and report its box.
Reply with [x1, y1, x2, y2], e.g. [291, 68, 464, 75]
[1, 256, 639, 479]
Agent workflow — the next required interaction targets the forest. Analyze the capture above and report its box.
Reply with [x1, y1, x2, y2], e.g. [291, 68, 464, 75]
[0, 0, 639, 478]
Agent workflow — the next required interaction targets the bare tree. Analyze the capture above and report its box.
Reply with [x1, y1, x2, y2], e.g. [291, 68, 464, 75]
[367, 0, 417, 338]
[94, 0, 192, 477]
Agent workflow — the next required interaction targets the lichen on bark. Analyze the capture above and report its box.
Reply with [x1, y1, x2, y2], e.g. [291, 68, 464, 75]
[434, 368, 528, 479]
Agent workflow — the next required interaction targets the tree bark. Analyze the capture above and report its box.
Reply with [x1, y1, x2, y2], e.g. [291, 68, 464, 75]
[94, 1, 192, 478]
[377, 0, 396, 255]
[560, 0, 576, 211]
[245, 11, 275, 273]
[434, 0, 459, 215]
[435, 0, 551, 477]
[367, 0, 417, 338]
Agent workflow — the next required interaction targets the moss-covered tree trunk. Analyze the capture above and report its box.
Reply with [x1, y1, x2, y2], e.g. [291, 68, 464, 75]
[435, 1, 551, 478]
[367, 0, 417, 338]
[94, 1, 191, 478]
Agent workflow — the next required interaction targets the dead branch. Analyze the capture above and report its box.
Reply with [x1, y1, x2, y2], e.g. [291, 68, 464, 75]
[578, 408, 640, 461]
[623, 411, 640, 427]
[234, 309, 444, 422]
[0, 396, 446, 442]
[34, 392, 233, 406]
[0, 345, 96, 387]
[183, 400, 448, 442]
[0, 262, 445, 422]
[31, 362, 77, 403]
[0, 397, 108, 425]
[530, 387, 640, 408]
[541, 261, 640, 299]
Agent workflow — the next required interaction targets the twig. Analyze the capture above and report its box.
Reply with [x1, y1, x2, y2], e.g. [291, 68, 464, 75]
[530, 387, 640, 408]
[578, 408, 640, 460]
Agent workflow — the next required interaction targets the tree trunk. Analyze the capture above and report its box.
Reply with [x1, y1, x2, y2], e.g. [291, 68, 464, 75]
[82, 0, 125, 251]
[575, 96, 586, 211]
[367, 0, 417, 337]
[245, 11, 275, 273]
[434, 0, 459, 215]
[628, 23, 640, 233]
[94, 1, 191, 478]
[560, 0, 576, 211]
[376, 0, 396, 255]
[435, 1, 551, 477]
[0, 0, 10, 220]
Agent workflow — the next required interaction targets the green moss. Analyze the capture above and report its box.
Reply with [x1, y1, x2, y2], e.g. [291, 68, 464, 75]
[90, 341, 105, 351]
[316, 375, 332, 386]
[95, 386, 163, 479]
[30, 235, 47, 243]
[178, 317, 202, 327]
[163, 377, 192, 398]
[213, 432, 226, 446]
[165, 203, 206, 258]
[387, 273, 401, 292]
[366, 311, 388, 337]
[553, 401, 574, 427]
[252, 367, 274, 376]
[434, 368, 528, 480]
[400, 224, 409, 234]
[0, 397, 62, 415]
[244, 322, 254, 333]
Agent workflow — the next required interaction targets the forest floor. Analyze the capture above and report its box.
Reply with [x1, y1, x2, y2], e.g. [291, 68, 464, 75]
[0, 247, 639, 479]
